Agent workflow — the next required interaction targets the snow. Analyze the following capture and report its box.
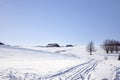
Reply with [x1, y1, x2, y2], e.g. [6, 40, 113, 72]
[0, 45, 80, 75]
[88, 60, 120, 80]
[23, 45, 119, 60]
[0, 45, 120, 80]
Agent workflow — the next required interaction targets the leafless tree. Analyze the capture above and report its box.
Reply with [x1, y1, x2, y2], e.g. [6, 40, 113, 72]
[87, 41, 95, 55]
[114, 41, 120, 53]
[109, 40, 115, 53]
[102, 39, 111, 53]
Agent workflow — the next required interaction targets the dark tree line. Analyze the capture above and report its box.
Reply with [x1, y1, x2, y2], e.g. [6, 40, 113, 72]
[102, 39, 120, 53]
[87, 40, 120, 60]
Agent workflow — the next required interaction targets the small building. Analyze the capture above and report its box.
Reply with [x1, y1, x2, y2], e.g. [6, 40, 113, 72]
[46, 43, 60, 47]
[66, 45, 73, 47]
[0, 42, 5, 45]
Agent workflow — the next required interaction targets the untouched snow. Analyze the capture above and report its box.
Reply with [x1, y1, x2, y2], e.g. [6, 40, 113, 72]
[0, 45, 120, 80]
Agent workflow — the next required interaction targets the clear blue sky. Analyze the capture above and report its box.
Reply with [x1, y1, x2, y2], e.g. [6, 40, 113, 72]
[0, 0, 120, 46]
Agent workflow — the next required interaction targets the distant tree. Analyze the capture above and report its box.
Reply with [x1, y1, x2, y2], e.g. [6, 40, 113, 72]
[87, 41, 95, 55]
[102, 39, 111, 53]
[114, 41, 120, 53]
[109, 40, 115, 53]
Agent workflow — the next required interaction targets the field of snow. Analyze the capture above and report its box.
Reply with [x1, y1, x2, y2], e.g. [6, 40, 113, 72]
[23, 46, 119, 60]
[0, 45, 120, 80]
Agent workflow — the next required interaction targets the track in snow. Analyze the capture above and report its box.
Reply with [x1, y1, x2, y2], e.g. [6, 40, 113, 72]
[45, 60, 100, 80]
[114, 68, 120, 80]
[0, 60, 100, 80]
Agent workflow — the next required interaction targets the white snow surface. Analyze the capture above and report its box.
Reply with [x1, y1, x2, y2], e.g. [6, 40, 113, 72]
[0, 45, 120, 80]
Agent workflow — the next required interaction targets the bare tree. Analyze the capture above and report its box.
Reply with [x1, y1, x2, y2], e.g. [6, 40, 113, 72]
[102, 39, 110, 53]
[114, 41, 120, 53]
[109, 40, 115, 53]
[87, 41, 95, 55]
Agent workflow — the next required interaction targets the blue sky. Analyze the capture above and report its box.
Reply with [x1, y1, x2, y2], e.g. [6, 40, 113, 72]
[0, 0, 120, 46]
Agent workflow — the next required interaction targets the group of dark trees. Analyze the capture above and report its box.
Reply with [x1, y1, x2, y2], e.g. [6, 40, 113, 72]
[102, 39, 120, 53]
[87, 40, 120, 60]
[87, 39, 120, 54]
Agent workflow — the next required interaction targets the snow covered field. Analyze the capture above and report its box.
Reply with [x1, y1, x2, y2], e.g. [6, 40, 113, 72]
[0, 45, 120, 80]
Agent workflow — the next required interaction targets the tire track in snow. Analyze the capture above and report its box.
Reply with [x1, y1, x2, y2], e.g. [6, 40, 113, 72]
[114, 68, 120, 80]
[68, 62, 98, 80]
[45, 60, 100, 80]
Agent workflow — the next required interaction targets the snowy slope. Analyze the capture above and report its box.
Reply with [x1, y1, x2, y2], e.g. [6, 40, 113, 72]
[0, 45, 120, 80]
[23, 45, 119, 60]
[0, 45, 81, 74]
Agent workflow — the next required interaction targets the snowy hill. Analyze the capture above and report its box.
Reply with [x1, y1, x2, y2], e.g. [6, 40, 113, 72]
[23, 45, 119, 60]
[0, 45, 120, 80]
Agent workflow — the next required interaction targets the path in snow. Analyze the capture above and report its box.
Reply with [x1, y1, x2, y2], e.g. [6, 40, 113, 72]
[0, 60, 100, 80]
[45, 60, 100, 80]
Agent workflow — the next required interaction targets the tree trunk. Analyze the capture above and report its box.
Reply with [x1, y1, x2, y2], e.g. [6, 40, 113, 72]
[110, 50, 113, 53]
[106, 50, 109, 53]
[90, 51, 92, 55]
